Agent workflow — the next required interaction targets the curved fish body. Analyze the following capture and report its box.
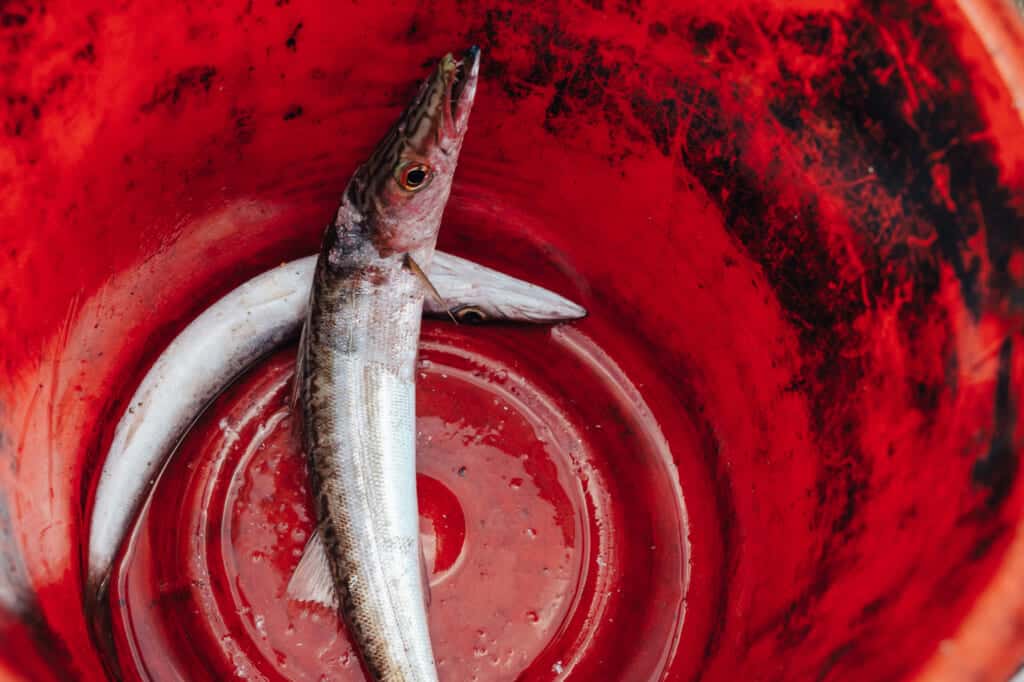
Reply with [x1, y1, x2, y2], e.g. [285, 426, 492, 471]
[295, 48, 480, 680]
[86, 251, 585, 599]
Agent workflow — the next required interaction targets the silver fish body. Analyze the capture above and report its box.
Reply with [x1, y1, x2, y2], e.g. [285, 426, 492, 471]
[299, 248, 434, 680]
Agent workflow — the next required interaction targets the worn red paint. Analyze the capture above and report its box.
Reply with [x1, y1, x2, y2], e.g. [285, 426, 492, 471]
[2, 0, 1024, 680]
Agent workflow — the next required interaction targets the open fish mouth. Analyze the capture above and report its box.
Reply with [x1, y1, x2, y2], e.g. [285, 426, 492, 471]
[448, 45, 480, 133]
[450, 47, 476, 112]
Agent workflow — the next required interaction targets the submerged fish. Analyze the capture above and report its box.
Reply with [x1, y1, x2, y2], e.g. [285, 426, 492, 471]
[87, 250, 584, 598]
[293, 48, 480, 680]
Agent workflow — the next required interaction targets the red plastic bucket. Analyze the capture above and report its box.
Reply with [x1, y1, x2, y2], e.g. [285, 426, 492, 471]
[2, 1, 1024, 680]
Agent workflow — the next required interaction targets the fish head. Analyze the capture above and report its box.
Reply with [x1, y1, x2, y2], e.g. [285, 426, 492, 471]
[447, 293, 588, 325]
[349, 46, 481, 256]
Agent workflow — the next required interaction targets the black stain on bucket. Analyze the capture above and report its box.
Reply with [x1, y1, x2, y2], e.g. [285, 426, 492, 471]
[140, 66, 218, 113]
[285, 22, 303, 51]
[972, 337, 1017, 509]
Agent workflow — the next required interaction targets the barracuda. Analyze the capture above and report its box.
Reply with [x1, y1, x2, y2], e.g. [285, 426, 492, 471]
[293, 47, 481, 681]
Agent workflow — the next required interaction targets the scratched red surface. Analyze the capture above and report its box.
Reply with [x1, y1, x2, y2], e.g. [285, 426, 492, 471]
[2, 0, 1024, 680]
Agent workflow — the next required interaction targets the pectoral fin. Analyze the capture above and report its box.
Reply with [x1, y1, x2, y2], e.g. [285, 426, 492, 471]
[405, 254, 457, 324]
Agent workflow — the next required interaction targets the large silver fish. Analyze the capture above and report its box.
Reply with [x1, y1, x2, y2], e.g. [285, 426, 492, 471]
[293, 48, 480, 680]
[86, 252, 585, 600]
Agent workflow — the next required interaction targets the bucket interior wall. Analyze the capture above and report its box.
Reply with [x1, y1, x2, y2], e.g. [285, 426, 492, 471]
[2, 0, 1024, 680]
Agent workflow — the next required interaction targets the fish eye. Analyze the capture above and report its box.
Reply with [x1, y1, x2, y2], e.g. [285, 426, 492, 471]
[397, 163, 432, 191]
[452, 305, 487, 324]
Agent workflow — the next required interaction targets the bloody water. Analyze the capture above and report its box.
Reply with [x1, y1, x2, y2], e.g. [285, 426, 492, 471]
[109, 323, 688, 681]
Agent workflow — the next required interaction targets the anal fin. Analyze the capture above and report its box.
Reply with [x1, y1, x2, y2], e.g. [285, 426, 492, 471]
[286, 527, 338, 609]
[285, 527, 433, 610]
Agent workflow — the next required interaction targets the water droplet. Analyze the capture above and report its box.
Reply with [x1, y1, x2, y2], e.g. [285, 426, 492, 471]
[552, 661, 565, 675]
[457, 466, 467, 477]
[472, 646, 488, 658]
[254, 614, 267, 638]
[526, 610, 539, 623]
[525, 528, 537, 539]
[508, 477, 523, 489]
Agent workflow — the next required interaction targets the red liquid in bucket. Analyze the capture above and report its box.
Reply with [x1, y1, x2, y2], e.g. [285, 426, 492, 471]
[109, 324, 688, 680]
